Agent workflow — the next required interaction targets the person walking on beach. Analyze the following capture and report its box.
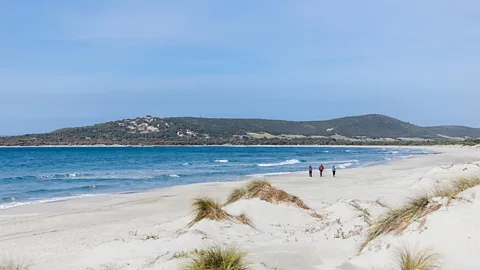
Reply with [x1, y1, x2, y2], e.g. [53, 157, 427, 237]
[308, 166, 313, 177]
[332, 165, 336, 177]
[319, 164, 324, 177]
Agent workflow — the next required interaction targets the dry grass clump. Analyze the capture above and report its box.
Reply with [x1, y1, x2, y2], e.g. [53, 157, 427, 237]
[226, 179, 322, 219]
[395, 246, 439, 270]
[185, 245, 248, 270]
[360, 194, 438, 251]
[360, 176, 480, 252]
[189, 197, 254, 228]
[350, 201, 372, 225]
[227, 180, 309, 209]
[226, 188, 248, 205]
[433, 176, 480, 200]
[235, 213, 254, 228]
[375, 199, 389, 209]
[452, 176, 480, 193]
[309, 212, 324, 220]
[0, 260, 30, 270]
[189, 197, 234, 227]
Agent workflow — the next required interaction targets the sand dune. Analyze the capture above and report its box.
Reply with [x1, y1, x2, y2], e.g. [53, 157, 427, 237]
[1, 146, 480, 269]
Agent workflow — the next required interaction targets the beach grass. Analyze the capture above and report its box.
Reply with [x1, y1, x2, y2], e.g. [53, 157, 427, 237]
[226, 188, 248, 205]
[0, 259, 30, 270]
[225, 179, 322, 219]
[360, 194, 434, 251]
[185, 245, 248, 270]
[350, 201, 372, 225]
[227, 179, 308, 209]
[452, 176, 480, 193]
[189, 197, 255, 228]
[189, 197, 234, 227]
[361, 175, 480, 252]
[375, 199, 389, 209]
[395, 246, 439, 270]
[433, 176, 480, 200]
[235, 213, 254, 228]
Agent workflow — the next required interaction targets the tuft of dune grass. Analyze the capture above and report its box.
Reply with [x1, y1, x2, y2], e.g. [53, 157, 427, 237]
[309, 212, 324, 220]
[189, 197, 255, 228]
[226, 188, 248, 205]
[361, 175, 480, 252]
[350, 201, 372, 225]
[375, 199, 389, 209]
[185, 245, 248, 270]
[228, 179, 308, 209]
[452, 176, 480, 193]
[235, 213, 255, 228]
[360, 194, 436, 252]
[189, 197, 234, 227]
[0, 259, 30, 270]
[395, 246, 439, 270]
[226, 179, 322, 219]
[433, 176, 480, 200]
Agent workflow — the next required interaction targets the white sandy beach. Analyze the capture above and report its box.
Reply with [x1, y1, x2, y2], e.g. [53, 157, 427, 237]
[1, 145, 480, 269]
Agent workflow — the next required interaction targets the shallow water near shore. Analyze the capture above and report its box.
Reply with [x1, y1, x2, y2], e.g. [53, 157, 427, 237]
[0, 146, 431, 209]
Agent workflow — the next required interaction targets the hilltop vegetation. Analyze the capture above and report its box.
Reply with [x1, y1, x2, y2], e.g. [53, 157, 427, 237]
[0, 114, 479, 146]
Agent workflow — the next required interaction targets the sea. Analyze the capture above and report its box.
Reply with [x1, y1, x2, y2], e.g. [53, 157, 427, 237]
[0, 146, 432, 209]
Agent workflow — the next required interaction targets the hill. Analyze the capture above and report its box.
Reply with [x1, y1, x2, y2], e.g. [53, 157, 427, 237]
[1, 114, 479, 146]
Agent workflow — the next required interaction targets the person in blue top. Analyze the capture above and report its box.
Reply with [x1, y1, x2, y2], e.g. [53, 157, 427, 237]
[332, 165, 336, 177]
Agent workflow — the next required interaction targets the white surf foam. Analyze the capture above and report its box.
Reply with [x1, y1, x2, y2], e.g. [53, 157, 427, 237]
[0, 194, 106, 210]
[337, 163, 353, 169]
[321, 159, 359, 165]
[257, 159, 301, 167]
[169, 174, 180, 178]
[214, 160, 229, 163]
[247, 172, 293, 178]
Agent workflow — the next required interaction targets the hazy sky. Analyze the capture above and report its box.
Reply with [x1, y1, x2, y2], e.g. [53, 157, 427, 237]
[1, 0, 479, 135]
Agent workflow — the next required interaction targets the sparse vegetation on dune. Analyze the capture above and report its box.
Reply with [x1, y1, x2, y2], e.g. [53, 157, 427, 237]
[360, 194, 436, 251]
[189, 197, 235, 227]
[228, 180, 307, 209]
[362, 175, 480, 252]
[395, 246, 439, 270]
[433, 176, 480, 200]
[452, 176, 480, 193]
[375, 199, 390, 209]
[226, 188, 248, 205]
[0, 259, 30, 270]
[350, 201, 372, 225]
[189, 197, 254, 228]
[185, 245, 248, 270]
[235, 213, 254, 228]
[225, 179, 322, 219]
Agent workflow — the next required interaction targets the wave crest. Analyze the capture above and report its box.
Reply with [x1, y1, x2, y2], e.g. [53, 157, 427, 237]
[257, 159, 301, 167]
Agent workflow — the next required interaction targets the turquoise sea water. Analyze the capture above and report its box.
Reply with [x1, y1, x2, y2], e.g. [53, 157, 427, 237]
[0, 146, 432, 209]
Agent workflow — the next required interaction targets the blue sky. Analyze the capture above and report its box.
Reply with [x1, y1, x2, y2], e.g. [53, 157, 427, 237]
[1, 0, 479, 135]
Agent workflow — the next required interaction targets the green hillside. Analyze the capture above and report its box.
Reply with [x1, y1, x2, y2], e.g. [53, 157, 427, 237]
[1, 114, 479, 146]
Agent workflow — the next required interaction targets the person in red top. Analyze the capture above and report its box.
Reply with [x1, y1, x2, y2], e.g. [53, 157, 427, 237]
[308, 166, 313, 177]
[319, 164, 324, 177]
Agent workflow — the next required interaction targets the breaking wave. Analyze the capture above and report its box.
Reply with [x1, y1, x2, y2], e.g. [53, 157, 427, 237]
[257, 159, 301, 167]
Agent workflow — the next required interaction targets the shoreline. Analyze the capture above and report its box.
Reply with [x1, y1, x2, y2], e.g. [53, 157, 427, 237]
[2, 145, 480, 269]
[0, 144, 469, 148]
[0, 146, 437, 210]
